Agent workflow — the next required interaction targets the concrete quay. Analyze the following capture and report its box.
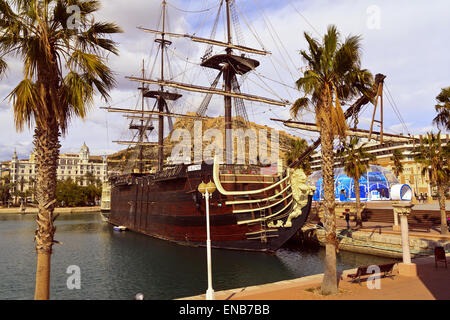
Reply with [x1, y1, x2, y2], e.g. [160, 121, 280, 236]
[180, 254, 450, 300]
[0, 206, 101, 214]
[299, 221, 450, 259]
[304, 201, 450, 258]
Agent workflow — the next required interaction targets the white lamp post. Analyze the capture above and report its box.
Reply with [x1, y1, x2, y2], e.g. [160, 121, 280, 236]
[198, 181, 216, 300]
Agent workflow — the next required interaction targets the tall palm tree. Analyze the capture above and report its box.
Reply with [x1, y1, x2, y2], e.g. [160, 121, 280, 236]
[414, 132, 449, 235]
[337, 136, 375, 227]
[433, 87, 450, 131]
[0, 0, 121, 299]
[390, 149, 405, 179]
[291, 25, 373, 295]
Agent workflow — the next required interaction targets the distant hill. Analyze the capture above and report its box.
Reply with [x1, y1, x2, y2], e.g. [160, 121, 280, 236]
[107, 115, 303, 171]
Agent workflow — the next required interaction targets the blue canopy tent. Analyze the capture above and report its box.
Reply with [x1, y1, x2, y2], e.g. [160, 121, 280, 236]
[309, 165, 399, 202]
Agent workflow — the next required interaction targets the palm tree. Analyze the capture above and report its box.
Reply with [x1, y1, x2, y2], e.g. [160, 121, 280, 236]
[285, 139, 313, 175]
[19, 176, 26, 192]
[433, 87, 450, 131]
[29, 177, 37, 201]
[291, 25, 373, 295]
[414, 132, 449, 235]
[84, 171, 96, 186]
[390, 149, 405, 179]
[0, 0, 121, 299]
[337, 137, 375, 227]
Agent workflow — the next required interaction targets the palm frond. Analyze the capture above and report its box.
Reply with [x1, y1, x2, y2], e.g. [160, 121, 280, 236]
[433, 87, 450, 130]
[0, 55, 7, 77]
[7, 79, 41, 131]
[290, 97, 310, 119]
[3, 0, 120, 135]
[67, 50, 116, 97]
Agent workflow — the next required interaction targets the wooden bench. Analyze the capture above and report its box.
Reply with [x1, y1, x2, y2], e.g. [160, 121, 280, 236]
[347, 263, 396, 285]
[408, 222, 433, 233]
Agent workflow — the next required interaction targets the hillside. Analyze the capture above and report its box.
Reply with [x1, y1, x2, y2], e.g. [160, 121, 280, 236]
[107, 115, 302, 171]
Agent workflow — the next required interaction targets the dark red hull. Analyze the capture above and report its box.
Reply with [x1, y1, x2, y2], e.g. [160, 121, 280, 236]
[109, 163, 312, 252]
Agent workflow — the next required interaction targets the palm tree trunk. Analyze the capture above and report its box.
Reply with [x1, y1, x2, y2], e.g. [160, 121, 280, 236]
[319, 97, 338, 295]
[355, 176, 362, 227]
[438, 184, 448, 235]
[33, 126, 60, 300]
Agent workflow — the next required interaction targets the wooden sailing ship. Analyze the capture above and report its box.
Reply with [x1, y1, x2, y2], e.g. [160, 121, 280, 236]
[103, 0, 385, 251]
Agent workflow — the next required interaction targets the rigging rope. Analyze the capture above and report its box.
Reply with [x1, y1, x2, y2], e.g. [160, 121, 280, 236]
[250, 0, 297, 83]
[167, 1, 219, 14]
[384, 83, 410, 135]
[285, 0, 321, 37]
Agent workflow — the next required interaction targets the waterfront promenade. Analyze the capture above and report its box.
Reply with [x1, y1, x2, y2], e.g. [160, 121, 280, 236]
[302, 201, 450, 258]
[0, 206, 100, 214]
[181, 254, 450, 300]
[181, 202, 450, 300]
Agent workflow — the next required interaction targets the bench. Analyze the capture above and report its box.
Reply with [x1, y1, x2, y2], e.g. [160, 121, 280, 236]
[347, 263, 396, 285]
[408, 222, 433, 233]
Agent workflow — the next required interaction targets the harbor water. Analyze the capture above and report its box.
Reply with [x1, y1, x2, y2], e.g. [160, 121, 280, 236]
[0, 212, 395, 300]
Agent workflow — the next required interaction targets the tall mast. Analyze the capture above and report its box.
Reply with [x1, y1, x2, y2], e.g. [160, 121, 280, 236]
[224, 0, 233, 164]
[158, 0, 167, 171]
[226, 0, 232, 51]
[120, 0, 281, 169]
[139, 59, 145, 173]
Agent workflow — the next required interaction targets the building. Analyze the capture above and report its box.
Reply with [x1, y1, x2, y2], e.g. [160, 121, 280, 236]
[1, 143, 108, 197]
[309, 134, 449, 201]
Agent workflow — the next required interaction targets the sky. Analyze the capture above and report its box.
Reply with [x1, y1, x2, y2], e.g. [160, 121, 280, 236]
[0, 0, 449, 161]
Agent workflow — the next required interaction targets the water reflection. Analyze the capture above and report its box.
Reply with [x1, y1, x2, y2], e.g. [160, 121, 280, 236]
[0, 213, 396, 300]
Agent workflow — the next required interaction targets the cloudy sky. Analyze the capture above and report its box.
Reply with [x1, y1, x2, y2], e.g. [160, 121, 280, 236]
[0, 0, 449, 161]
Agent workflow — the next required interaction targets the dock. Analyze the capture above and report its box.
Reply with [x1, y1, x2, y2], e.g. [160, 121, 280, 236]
[180, 254, 450, 300]
[299, 201, 450, 258]
[0, 206, 101, 214]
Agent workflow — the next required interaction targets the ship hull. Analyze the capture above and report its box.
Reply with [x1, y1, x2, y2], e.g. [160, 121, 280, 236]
[108, 163, 312, 252]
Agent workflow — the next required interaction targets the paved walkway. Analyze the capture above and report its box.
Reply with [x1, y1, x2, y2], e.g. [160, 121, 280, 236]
[334, 220, 450, 239]
[365, 201, 449, 211]
[181, 255, 450, 300]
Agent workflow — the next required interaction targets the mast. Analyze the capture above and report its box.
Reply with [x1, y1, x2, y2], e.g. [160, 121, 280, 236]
[224, 0, 234, 164]
[115, 0, 282, 170]
[157, 0, 167, 172]
[139, 60, 145, 173]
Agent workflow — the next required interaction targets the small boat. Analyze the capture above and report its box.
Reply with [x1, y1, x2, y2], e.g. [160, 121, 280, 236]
[113, 226, 127, 232]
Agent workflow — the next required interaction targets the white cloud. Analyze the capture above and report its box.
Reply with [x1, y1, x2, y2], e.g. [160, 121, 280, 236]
[0, 0, 449, 161]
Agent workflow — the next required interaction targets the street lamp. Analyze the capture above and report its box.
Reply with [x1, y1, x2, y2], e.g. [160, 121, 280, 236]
[198, 180, 216, 300]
